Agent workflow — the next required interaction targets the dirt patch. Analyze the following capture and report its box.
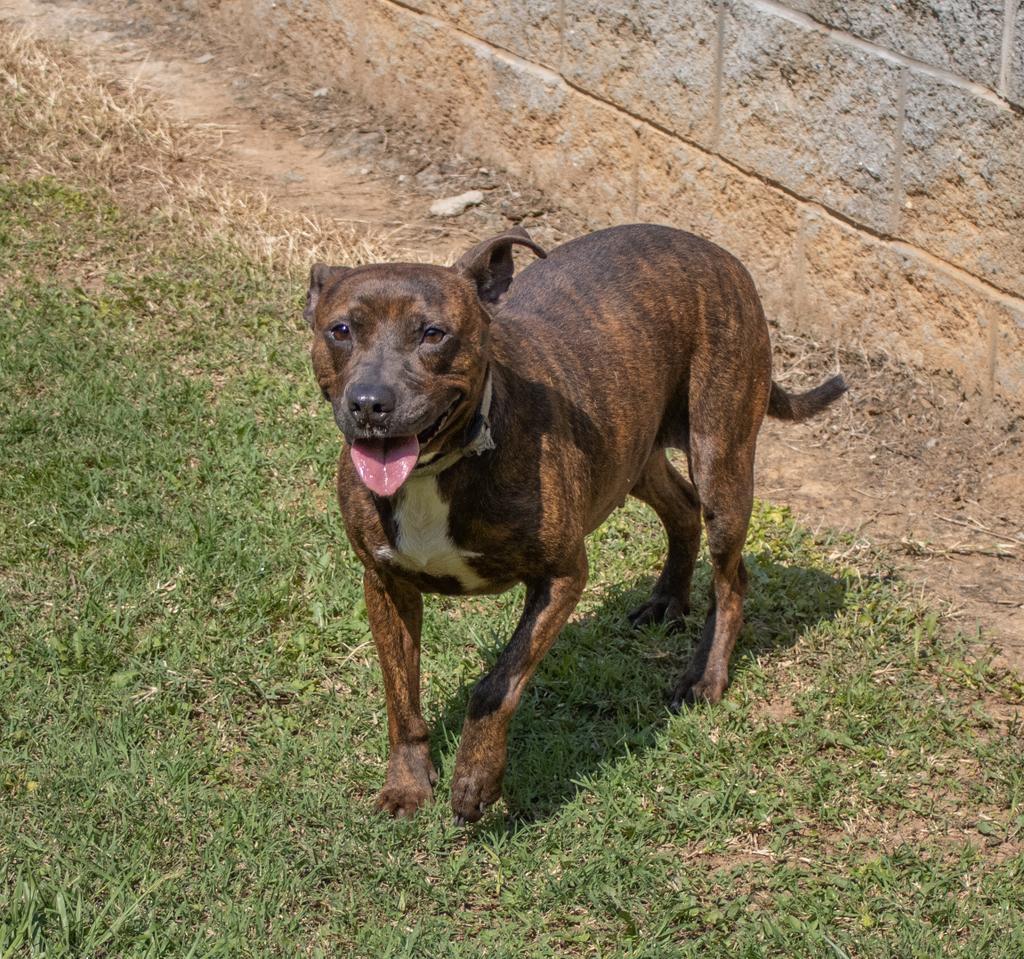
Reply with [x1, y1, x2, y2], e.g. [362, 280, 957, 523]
[0, 0, 585, 260]
[755, 694, 798, 725]
[2, 0, 1020, 671]
[758, 331, 1024, 671]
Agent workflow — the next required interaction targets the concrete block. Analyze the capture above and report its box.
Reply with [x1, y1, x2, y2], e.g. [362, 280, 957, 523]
[473, 66, 639, 227]
[719, 1, 902, 233]
[562, 0, 719, 146]
[786, 0, 1004, 88]
[900, 72, 1024, 298]
[400, 0, 562, 71]
[1010, 5, 1024, 106]
[328, 1, 495, 142]
[797, 208, 1013, 402]
[636, 125, 801, 325]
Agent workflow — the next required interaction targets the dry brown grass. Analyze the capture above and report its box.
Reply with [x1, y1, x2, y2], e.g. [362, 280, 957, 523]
[0, 26, 397, 272]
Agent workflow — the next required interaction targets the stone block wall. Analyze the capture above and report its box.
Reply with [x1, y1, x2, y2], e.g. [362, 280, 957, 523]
[172, 0, 1024, 408]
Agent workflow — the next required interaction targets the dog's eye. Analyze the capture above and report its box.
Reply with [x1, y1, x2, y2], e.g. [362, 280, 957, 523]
[327, 322, 350, 343]
[421, 326, 446, 345]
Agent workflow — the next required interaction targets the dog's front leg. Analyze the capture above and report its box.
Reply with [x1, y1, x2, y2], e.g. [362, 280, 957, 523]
[451, 552, 588, 824]
[364, 568, 437, 817]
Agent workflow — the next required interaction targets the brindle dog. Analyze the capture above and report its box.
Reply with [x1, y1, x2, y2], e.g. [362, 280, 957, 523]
[305, 224, 846, 823]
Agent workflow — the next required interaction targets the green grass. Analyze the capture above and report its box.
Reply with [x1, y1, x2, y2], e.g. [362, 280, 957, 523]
[1, 177, 1022, 958]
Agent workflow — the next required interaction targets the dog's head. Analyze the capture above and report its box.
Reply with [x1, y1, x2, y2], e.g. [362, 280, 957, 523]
[306, 228, 546, 497]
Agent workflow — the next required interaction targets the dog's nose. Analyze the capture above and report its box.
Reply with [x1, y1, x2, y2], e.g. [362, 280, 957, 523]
[347, 383, 397, 428]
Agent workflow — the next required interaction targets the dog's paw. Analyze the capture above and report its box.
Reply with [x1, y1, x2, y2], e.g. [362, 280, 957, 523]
[627, 596, 688, 629]
[376, 747, 438, 818]
[376, 781, 434, 818]
[451, 764, 504, 825]
[669, 670, 728, 710]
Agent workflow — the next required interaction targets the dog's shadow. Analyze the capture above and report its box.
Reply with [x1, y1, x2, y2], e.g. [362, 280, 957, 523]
[431, 553, 846, 831]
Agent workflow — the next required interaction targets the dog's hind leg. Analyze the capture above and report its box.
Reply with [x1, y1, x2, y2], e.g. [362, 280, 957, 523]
[670, 425, 758, 708]
[627, 451, 702, 627]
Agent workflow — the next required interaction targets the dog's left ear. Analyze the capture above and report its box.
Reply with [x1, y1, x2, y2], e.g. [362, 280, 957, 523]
[454, 227, 547, 304]
[304, 263, 350, 327]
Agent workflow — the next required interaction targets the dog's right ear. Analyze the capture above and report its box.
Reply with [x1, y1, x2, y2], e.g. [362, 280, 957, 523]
[454, 227, 547, 304]
[304, 263, 350, 327]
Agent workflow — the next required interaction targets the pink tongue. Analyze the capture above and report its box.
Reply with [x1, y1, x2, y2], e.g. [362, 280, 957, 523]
[350, 435, 420, 497]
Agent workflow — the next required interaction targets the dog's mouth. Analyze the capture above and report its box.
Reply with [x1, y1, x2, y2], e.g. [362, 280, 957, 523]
[349, 395, 462, 497]
[415, 394, 461, 448]
[349, 436, 420, 498]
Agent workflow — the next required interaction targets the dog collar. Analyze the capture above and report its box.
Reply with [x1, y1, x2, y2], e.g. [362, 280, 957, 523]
[412, 369, 495, 478]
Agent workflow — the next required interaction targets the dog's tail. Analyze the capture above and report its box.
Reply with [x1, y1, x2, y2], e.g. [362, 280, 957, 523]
[767, 374, 848, 422]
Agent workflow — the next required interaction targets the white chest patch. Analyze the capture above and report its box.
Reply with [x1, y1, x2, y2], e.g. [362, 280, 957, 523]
[376, 476, 485, 590]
